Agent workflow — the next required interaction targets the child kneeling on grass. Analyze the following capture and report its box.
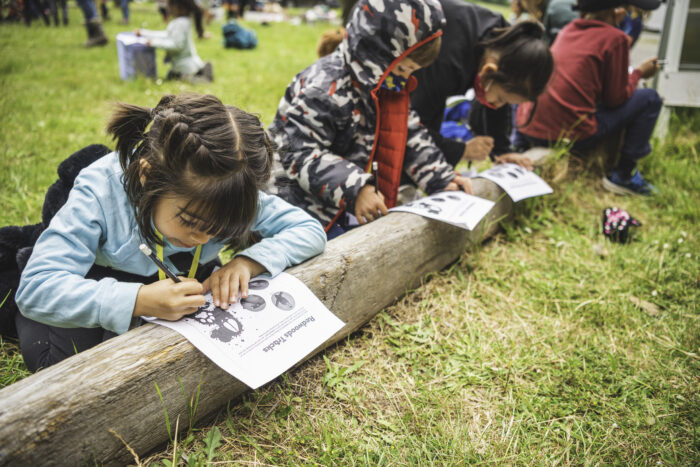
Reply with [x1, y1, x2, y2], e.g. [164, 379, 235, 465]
[13, 93, 326, 372]
[268, 0, 473, 239]
[514, 0, 663, 196]
[136, 0, 213, 82]
[411, 0, 554, 171]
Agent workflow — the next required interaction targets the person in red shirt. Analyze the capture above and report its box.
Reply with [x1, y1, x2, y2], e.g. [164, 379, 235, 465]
[514, 0, 662, 196]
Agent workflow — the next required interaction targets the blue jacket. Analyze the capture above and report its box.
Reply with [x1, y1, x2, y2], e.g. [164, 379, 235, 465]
[16, 152, 326, 335]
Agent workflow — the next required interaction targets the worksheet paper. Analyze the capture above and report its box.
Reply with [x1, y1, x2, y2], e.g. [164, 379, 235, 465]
[476, 163, 553, 202]
[389, 191, 495, 231]
[116, 32, 150, 46]
[144, 273, 345, 389]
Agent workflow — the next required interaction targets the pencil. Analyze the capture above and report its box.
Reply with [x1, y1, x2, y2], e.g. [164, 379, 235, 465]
[372, 161, 378, 194]
[139, 244, 181, 282]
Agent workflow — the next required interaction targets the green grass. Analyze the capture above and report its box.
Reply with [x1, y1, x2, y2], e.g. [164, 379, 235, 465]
[0, 3, 330, 225]
[144, 112, 698, 465]
[2, 2, 699, 465]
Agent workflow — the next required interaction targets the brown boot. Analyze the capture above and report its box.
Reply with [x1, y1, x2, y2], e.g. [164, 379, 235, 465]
[84, 19, 108, 47]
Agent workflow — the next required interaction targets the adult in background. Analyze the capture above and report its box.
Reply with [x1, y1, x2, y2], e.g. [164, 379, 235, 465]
[411, 0, 553, 170]
[119, 0, 130, 24]
[48, 0, 69, 25]
[22, 0, 50, 26]
[77, 0, 108, 46]
[100, 0, 110, 21]
[515, 0, 662, 196]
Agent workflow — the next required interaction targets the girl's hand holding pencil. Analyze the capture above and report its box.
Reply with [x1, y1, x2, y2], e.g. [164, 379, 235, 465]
[135, 243, 206, 320]
[133, 278, 206, 321]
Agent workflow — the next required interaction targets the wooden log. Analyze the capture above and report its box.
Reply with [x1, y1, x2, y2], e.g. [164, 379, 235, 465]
[0, 150, 547, 466]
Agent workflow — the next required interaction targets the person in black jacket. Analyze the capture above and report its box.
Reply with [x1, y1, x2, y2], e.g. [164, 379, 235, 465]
[411, 0, 553, 170]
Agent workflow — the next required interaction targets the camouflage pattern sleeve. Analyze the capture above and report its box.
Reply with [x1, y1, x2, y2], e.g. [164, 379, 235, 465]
[403, 109, 456, 194]
[277, 85, 373, 212]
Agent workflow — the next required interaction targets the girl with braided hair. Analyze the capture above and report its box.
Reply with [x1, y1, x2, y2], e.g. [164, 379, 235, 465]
[14, 93, 326, 372]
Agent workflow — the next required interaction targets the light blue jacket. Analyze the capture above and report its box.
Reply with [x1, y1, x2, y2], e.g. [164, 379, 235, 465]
[16, 152, 327, 335]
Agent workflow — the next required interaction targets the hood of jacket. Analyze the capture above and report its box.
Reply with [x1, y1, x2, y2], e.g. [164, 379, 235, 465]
[338, 0, 446, 92]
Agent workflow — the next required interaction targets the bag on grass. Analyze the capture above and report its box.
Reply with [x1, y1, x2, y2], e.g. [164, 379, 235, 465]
[602, 207, 641, 244]
[222, 20, 258, 49]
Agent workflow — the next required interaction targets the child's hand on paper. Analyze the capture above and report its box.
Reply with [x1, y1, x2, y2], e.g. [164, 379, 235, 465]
[444, 175, 474, 194]
[495, 153, 533, 171]
[203, 256, 266, 309]
[355, 183, 388, 225]
[133, 278, 206, 320]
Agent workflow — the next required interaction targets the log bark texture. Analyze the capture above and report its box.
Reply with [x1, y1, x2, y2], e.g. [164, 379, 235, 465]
[0, 150, 546, 466]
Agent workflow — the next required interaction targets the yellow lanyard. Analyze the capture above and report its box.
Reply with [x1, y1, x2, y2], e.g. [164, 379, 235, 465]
[155, 231, 202, 280]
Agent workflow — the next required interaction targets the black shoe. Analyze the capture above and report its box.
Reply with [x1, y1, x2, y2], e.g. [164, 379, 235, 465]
[84, 19, 108, 47]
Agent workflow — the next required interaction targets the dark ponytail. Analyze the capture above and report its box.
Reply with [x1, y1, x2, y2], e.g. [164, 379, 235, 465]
[479, 20, 553, 125]
[167, 0, 202, 21]
[107, 93, 274, 250]
[106, 102, 152, 172]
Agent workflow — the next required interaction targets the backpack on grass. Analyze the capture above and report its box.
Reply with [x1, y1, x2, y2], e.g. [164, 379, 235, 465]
[222, 20, 258, 49]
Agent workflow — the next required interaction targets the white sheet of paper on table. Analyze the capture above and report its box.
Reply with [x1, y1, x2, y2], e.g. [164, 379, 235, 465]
[116, 32, 151, 46]
[476, 163, 553, 202]
[389, 190, 495, 231]
[143, 272, 345, 389]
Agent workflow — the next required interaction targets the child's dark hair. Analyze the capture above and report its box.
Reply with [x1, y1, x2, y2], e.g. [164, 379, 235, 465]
[107, 93, 274, 249]
[479, 20, 553, 124]
[408, 36, 442, 68]
[167, 0, 204, 37]
[167, 0, 199, 15]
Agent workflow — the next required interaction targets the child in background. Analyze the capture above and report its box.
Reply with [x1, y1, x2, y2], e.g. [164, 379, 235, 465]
[316, 27, 345, 58]
[269, 0, 473, 239]
[136, 0, 212, 82]
[78, 0, 108, 46]
[15, 93, 326, 372]
[515, 0, 662, 196]
[411, 0, 553, 171]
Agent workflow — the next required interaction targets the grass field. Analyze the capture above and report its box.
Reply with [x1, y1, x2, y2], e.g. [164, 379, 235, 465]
[1, 1, 699, 465]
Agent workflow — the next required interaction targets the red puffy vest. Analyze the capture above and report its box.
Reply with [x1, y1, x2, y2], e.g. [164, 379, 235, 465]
[368, 75, 417, 209]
